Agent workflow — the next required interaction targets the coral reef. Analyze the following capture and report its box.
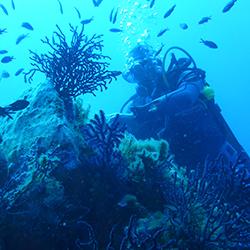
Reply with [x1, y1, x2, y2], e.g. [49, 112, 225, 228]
[83, 110, 126, 168]
[0, 82, 249, 249]
[24, 25, 121, 99]
[119, 133, 169, 183]
[0, 82, 87, 171]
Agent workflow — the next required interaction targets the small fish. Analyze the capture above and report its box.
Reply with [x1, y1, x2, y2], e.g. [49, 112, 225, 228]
[11, 0, 15, 10]
[1, 71, 10, 78]
[0, 4, 8, 15]
[150, 0, 156, 8]
[155, 44, 164, 57]
[112, 8, 118, 24]
[109, 7, 114, 22]
[112, 71, 122, 77]
[0, 28, 7, 35]
[7, 99, 29, 111]
[57, 0, 63, 15]
[1, 56, 14, 63]
[157, 28, 169, 37]
[109, 28, 123, 33]
[163, 4, 176, 19]
[200, 39, 218, 49]
[92, 0, 103, 7]
[21, 22, 34, 30]
[74, 7, 81, 19]
[81, 17, 94, 25]
[198, 16, 211, 24]
[222, 0, 237, 13]
[16, 34, 29, 45]
[0, 107, 12, 119]
[15, 68, 24, 76]
[0, 50, 8, 54]
[180, 23, 188, 30]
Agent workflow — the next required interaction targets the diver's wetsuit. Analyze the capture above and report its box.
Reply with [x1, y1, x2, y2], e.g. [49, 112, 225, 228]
[122, 68, 249, 169]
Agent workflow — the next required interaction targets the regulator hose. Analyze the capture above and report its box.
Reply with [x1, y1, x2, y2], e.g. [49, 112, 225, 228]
[162, 46, 197, 88]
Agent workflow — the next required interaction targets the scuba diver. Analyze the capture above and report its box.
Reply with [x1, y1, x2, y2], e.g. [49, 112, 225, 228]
[118, 44, 250, 169]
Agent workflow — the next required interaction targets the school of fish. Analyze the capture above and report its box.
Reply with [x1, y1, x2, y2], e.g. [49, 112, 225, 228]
[0, 0, 240, 80]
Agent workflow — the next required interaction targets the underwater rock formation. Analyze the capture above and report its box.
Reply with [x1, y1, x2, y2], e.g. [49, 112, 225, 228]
[0, 82, 249, 250]
[0, 150, 8, 185]
[0, 81, 86, 170]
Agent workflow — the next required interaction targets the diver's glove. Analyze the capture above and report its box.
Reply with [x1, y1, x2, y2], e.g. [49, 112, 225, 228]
[130, 105, 150, 119]
[131, 95, 167, 117]
[131, 95, 168, 119]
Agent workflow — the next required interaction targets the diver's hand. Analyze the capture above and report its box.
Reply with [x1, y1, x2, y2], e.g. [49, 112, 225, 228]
[108, 112, 135, 123]
[130, 94, 168, 119]
[130, 105, 151, 119]
[108, 112, 120, 122]
[148, 95, 167, 109]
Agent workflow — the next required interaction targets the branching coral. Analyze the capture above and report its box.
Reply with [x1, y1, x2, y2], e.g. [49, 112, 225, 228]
[162, 156, 250, 249]
[24, 24, 121, 99]
[83, 110, 126, 168]
[107, 154, 249, 250]
[106, 215, 174, 250]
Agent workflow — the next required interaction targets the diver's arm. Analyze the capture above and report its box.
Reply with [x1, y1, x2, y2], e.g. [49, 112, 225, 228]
[132, 78, 205, 117]
[154, 79, 204, 114]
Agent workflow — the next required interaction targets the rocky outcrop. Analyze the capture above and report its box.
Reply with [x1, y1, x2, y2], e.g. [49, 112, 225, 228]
[0, 81, 86, 170]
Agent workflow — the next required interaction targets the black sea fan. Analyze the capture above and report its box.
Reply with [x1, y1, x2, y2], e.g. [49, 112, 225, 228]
[24, 24, 121, 99]
[84, 110, 126, 167]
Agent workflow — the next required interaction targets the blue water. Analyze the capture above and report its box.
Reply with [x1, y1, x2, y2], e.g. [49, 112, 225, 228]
[0, 0, 249, 153]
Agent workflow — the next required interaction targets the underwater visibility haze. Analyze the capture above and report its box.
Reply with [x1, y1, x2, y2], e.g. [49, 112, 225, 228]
[0, 0, 250, 249]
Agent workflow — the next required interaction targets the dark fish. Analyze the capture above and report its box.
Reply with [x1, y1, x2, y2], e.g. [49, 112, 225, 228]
[1, 71, 10, 78]
[112, 71, 122, 77]
[11, 0, 15, 10]
[15, 68, 24, 76]
[109, 8, 114, 22]
[163, 4, 176, 19]
[1, 56, 14, 63]
[0, 28, 7, 35]
[112, 8, 118, 24]
[155, 44, 164, 57]
[0, 107, 12, 119]
[0, 4, 8, 15]
[92, 0, 103, 7]
[16, 33, 29, 45]
[180, 23, 188, 30]
[57, 0, 63, 14]
[222, 0, 237, 13]
[81, 17, 94, 25]
[200, 39, 218, 49]
[7, 100, 29, 111]
[198, 16, 211, 24]
[21, 22, 34, 30]
[109, 28, 123, 33]
[0, 50, 8, 54]
[74, 7, 81, 19]
[157, 28, 169, 37]
[150, 0, 156, 8]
